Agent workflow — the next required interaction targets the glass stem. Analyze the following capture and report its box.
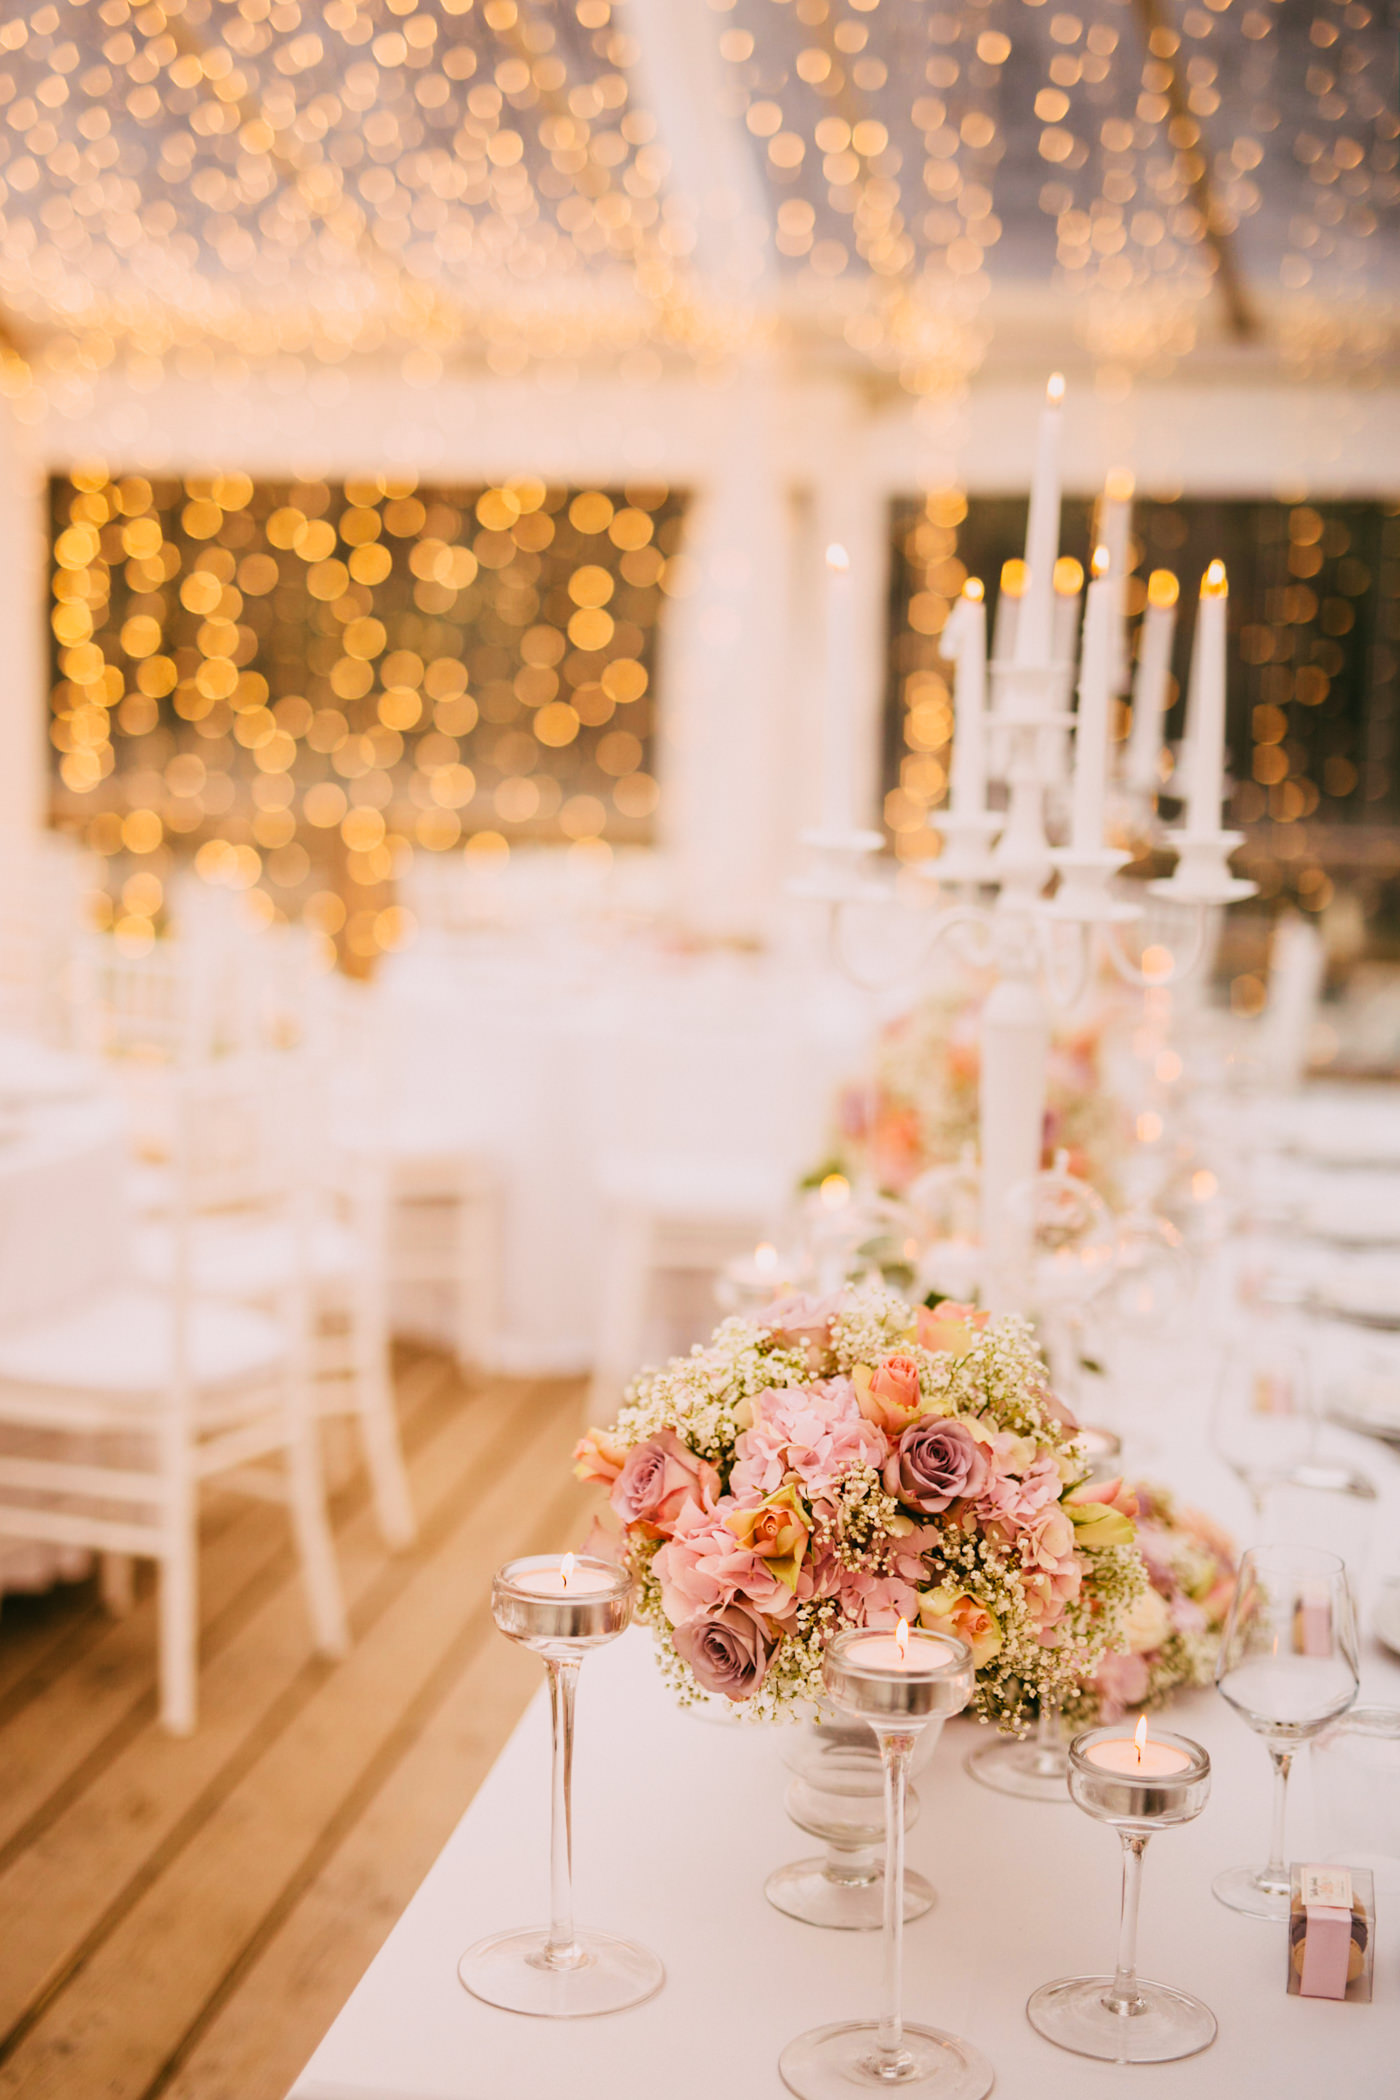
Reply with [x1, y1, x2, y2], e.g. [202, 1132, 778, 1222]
[876, 1729, 916, 2077]
[1034, 1697, 1061, 1772]
[1104, 1831, 1150, 2017]
[544, 1656, 582, 1969]
[1264, 1746, 1294, 1893]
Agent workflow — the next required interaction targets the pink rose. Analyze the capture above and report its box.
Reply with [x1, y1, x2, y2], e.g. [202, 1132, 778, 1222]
[610, 1429, 720, 1538]
[1066, 1475, 1138, 1523]
[831, 1563, 922, 1630]
[730, 1381, 886, 1508]
[1022, 1562, 1082, 1635]
[885, 1415, 990, 1514]
[573, 1425, 630, 1486]
[673, 1603, 774, 1701]
[915, 1302, 989, 1358]
[855, 1351, 926, 1435]
[761, 1291, 845, 1373]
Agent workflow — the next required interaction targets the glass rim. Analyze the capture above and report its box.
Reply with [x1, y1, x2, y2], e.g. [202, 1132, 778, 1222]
[1317, 1703, 1400, 1741]
[1235, 1543, 1347, 1577]
[493, 1553, 633, 1603]
[825, 1623, 974, 1682]
[1068, 1721, 1211, 1786]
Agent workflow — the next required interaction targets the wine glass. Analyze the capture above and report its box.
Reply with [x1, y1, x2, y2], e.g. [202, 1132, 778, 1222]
[1210, 1333, 1314, 1527]
[1213, 1544, 1360, 1920]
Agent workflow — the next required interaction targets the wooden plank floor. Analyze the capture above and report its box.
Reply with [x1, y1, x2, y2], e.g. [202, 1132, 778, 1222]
[0, 1351, 592, 2100]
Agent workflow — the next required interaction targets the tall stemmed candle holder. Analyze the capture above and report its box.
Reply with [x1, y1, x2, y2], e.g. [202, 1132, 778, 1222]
[779, 1622, 993, 2100]
[1027, 1718, 1215, 2064]
[797, 377, 1253, 1320]
[458, 1554, 665, 2017]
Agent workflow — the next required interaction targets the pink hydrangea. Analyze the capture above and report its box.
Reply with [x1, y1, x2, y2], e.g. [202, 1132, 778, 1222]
[730, 1380, 887, 1508]
[652, 1498, 801, 1628]
[976, 1452, 1063, 1535]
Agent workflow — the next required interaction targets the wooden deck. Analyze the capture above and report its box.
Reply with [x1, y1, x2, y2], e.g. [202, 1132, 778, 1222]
[0, 1353, 592, 2100]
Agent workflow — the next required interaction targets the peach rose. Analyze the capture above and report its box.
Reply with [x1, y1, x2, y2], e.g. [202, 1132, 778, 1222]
[915, 1302, 989, 1358]
[573, 1425, 630, 1487]
[853, 1351, 926, 1435]
[918, 1583, 1003, 1667]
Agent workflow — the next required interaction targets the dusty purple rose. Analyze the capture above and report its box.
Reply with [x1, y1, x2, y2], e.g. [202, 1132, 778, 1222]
[672, 1603, 774, 1701]
[885, 1416, 991, 1514]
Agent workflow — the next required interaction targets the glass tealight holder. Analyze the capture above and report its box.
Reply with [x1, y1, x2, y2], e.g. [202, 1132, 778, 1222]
[458, 1554, 665, 2017]
[767, 1707, 938, 1930]
[779, 1625, 992, 2100]
[966, 1696, 1071, 1803]
[1027, 1723, 1215, 2064]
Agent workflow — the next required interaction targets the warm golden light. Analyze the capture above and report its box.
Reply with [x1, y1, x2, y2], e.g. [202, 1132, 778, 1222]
[1047, 372, 1066, 405]
[963, 577, 985, 603]
[826, 543, 851, 574]
[1147, 569, 1181, 609]
[1134, 1714, 1149, 1763]
[1053, 556, 1084, 597]
[561, 1553, 577, 1589]
[1105, 469, 1136, 503]
[1201, 559, 1228, 598]
[895, 1618, 910, 1663]
[820, 1172, 851, 1211]
[1091, 543, 1111, 579]
[754, 1241, 778, 1274]
[1000, 558, 1029, 599]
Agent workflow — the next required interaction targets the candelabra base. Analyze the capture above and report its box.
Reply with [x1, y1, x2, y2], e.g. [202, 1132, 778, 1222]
[780, 2021, 994, 2098]
[458, 1926, 664, 2018]
[1026, 1975, 1217, 2064]
[1149, 829, 1256, 906]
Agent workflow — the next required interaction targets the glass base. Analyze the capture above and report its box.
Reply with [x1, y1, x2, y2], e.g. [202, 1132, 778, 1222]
[780, 2020, 994, 2098]
[965, 1732, 1069, 1802]
[1212, 1862, 1291, 1921]
[1026, 1975, 1217, 2064]
[766, 1857, 936, 1930]
[458, 1925, 664, 2017]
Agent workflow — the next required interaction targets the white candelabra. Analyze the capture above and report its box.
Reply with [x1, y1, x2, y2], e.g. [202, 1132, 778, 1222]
[797, 377, 1254, 1317]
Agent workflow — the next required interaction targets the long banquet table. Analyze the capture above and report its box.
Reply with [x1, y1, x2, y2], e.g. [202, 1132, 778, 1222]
[291, 1302, 1400, 2100]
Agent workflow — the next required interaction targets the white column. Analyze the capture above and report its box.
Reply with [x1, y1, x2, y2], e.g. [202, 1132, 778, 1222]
[979, 970, 1050, 1318]
[654, 369, 788, 940]
[0, 402, 49, 834]
[812, 462, 888, 838]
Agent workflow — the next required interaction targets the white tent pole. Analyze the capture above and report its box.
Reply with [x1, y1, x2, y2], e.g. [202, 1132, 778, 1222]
[0, 402, 49, 837]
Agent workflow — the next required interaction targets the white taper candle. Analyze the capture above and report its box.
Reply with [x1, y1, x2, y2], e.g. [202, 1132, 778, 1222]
[1070, 545, 1114, 854]
[949, 577, 988, 816]
[1185, 560, 1229, 836]
[1124, 570, 1179, 794]
[1014, 373, 1065, 668]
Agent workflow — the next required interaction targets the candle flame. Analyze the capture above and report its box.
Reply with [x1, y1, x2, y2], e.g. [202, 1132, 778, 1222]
[1134, 1714, 1148, 1764]
[1053, 554, 1084, 597]
[963, 576, 985, 602]
[1000, 556, 1028, 599]
[754, 1241, 778, 1273]
[819, 1172, 850, 1211]
[1091, 542, 1111, 579]
[895, 1617, 910, 1662]
[561, 1552, 576, 1589]
[1147, 568, 1180, 609]
[1046, 371, 1065, 405]
[826, 542, 850, 573]
[1105, 467, 1135, 503]
[1201, 558, 1228, 599]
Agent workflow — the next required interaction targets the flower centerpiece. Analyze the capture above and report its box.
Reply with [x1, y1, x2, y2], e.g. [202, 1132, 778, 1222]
[574, 1282, 1145, 1726]
[1089, 1483, 1237, 1720]
[828, 991, 1126, 1203]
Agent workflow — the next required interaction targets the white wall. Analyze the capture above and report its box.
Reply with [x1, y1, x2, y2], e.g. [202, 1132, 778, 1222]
[17, 359, 1400, 934]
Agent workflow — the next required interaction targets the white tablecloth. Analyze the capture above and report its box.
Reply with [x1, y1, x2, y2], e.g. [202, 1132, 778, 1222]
[290, 1293, 1400, 2100]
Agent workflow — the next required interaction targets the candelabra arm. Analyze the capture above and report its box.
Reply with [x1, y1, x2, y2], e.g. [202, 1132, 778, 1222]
[1101, 900, 1211, 988]
[824, 898, 995, 994]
